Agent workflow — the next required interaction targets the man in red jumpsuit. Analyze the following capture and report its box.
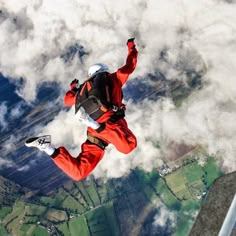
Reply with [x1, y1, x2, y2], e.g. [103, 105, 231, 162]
[25, 38, 138, 181]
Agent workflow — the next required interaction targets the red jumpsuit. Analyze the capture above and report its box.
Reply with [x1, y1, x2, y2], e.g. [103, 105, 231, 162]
[51, 42, 138, 181]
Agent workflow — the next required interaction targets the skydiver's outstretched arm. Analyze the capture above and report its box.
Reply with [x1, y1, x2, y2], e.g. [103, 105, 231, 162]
[116, 38, 138, 86]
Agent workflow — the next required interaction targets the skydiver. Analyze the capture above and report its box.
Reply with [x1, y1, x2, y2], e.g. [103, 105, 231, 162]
[25, 38, 138, 181]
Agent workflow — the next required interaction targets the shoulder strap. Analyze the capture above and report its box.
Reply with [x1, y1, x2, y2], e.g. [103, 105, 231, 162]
[79, 82, 87, 96]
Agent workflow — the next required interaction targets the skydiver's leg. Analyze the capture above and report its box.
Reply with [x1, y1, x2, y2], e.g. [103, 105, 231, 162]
[51, 141, 105, 181]
[88, 118, 137, 154]
[25, 136, 105, 181]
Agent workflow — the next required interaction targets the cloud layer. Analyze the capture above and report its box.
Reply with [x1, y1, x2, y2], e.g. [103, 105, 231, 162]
[1, 0, 236, 178]
[151, 203, 176, 235]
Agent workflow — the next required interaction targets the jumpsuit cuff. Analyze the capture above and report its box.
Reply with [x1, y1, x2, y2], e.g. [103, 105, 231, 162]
[50, 148, 60, 159]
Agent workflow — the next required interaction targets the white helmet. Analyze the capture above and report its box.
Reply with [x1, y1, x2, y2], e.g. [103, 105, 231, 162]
[88, 63, 109, 78]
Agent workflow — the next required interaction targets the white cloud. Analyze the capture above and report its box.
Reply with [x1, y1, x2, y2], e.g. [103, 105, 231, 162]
[0, 157, 15, 169]
[1, 0, 236, 177]
[152, 203, 177, 233]
[10, 102, 25, 119]
[0, 102, 26, 131]
[17, 159, 38, 172]
[0, 102, 8, 131]
[0, 135, 18, 155]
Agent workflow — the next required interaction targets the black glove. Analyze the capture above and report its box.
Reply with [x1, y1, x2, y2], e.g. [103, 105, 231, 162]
[127, 38, 135, 43]
[127, 38, 136, 49]
[70, 79, 79, 91]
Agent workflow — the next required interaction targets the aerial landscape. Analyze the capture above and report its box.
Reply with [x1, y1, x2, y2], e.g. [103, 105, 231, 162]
[0, 145, 223, 236]
[0, 1, 236, 235]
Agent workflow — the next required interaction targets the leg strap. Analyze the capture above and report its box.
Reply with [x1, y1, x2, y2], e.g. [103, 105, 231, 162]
[87, 133, 108, 150]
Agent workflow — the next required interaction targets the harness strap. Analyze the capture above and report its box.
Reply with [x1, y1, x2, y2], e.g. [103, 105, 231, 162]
[105, 85, 110, 102]
[79, 83, 86, 96]
[86, 81, 92, 91]
[87, 133, 108, 150]
[109, 107, 125, 123]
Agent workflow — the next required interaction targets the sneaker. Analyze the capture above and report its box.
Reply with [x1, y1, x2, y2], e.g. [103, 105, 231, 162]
[25, 135, 51, 151]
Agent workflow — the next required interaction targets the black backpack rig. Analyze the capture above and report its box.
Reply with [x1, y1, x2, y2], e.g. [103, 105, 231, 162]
[75, 72, 113, 120]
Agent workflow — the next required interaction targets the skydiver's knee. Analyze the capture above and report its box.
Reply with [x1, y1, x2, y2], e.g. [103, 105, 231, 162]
[71, 175, 85, 181]
[121, 140, 137, 154]
[128, 135, 137, 151]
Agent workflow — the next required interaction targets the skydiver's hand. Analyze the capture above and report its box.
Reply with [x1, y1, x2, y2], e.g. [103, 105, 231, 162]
[127, 38, 136, 49]
[70, 79, 79, 90]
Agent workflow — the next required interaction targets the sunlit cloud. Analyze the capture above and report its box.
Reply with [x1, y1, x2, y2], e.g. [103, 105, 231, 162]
[1, 0, 236, 178]
[152, 203, 176, 231]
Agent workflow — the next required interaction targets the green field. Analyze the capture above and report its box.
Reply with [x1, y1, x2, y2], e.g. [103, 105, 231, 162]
[69, 216, 89, 236]
[166, 170, 186, 193]
[164, 156, 223, 236]
[62, 195, 85, 213]
[0, 225, 8, 236]
[24, 215, 38, 224]
[26, 203, 47, 215]
[1, 201, 47, 235]
[0, 206, 12, 220]
[3, 201, 25, 226]
[95, 179, 119, 204]
[175, 188, 192, 201]
[133, 169, 158, 202]
[53, 188, 68, 206]
[86, 204, 120, 236]
[155, 178, 180, 209]
[96, 183, 109, 203]
[75, 182, 94, 207]
[31, 226, 49, 236]
[165, 168, 195, 201]
[183, 163, 204, 183]
[103, 202, 120, 236]
[57, 222, 70, 235]
[86, 206, 110, 235]
[20, 223, 32, 232]
[165, 157, 221, 202]
[56, 202, 120, 236]
[188, 180, 205, 198]
[57, 216, 90, 236]
[203, 157, 223, 187]
[84, 180, 101, 206]
[40, 196, 57, 206]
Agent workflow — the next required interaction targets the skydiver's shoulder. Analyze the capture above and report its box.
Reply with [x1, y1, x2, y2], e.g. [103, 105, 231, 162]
[108, 72, 117, 79]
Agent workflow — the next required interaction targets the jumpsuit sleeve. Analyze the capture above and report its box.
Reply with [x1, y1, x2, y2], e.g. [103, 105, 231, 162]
[116, 44, 138, 86]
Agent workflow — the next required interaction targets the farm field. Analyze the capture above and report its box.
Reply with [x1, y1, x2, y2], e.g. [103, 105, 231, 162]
[0, 152, 223, 236]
